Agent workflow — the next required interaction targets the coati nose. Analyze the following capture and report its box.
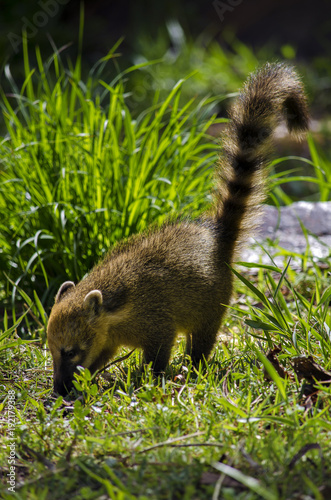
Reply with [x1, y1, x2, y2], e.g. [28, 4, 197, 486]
[53, 379, 72, 396]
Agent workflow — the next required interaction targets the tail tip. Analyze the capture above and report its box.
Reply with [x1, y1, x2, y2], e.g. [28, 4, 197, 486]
[283, 94, 310, 137]
[256, 62, 310, 138]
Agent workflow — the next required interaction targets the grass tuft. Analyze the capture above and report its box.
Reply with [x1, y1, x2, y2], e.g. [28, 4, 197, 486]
[0, 41, 221, 324]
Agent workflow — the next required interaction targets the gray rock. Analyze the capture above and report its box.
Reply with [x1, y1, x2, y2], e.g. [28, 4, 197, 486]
[242, 201, 331, 266]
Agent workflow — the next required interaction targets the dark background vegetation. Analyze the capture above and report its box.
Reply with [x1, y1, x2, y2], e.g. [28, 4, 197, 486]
[1, 0, 331, 60]
[1, 0, 331, 78]
[0, 0, 330, 139]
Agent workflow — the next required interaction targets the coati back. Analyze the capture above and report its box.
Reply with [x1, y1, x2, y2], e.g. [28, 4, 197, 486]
[47, 63, 309, 395]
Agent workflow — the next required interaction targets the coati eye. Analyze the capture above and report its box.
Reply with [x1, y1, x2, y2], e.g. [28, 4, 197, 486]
[62, 348, 77, 359]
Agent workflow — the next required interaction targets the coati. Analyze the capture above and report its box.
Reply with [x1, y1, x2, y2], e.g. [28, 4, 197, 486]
[47, 63, 309, 396]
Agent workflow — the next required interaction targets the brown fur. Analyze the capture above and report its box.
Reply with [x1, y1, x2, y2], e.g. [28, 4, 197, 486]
[47, 63, 309, 395]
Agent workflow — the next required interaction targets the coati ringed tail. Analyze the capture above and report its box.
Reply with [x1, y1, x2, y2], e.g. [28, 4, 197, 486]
[47, 63, 309, 395]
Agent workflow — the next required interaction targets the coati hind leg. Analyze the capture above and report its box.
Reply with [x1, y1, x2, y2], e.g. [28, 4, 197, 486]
[187, 319, 221, 368]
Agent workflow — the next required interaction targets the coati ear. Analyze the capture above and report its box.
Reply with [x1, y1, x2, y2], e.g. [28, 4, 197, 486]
[55, 281, 75, 303]
[84, 290, 103, 315]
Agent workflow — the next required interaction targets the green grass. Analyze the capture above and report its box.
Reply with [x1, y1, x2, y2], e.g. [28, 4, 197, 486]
[1, 41, 331, 499]
[1, 258, 330, 499]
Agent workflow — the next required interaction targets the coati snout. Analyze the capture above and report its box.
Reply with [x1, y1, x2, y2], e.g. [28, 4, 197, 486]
[48, 282, 122, 395]
[47, 63, 309, 395]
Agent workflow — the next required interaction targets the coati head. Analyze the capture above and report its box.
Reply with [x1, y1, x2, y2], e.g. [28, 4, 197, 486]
[47, 281, 112, 396]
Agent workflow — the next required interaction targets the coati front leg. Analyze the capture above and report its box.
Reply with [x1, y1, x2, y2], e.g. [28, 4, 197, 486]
[142, 326, 176, 373]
